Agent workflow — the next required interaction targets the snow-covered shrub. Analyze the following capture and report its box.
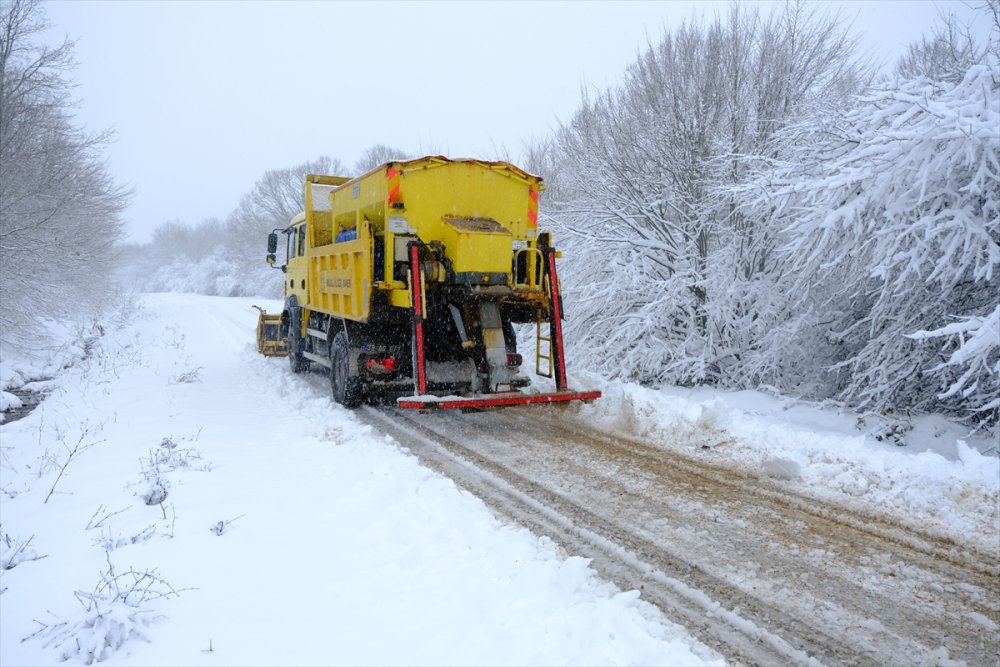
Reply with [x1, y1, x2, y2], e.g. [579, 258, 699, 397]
[1, 531, 45, 570]
[138, 477, 169, 506]
[209, 514, 246, 536]
[168, 367, 202, 385]
[91, 525, 157, 553]
[146, 437, 210, 473]
[908, 305, 1000, 428]
[43, 420, 108, 504]
[30, 560, 183, 665]
[132, 437, 210, 508]
[40, 598, 156, 664]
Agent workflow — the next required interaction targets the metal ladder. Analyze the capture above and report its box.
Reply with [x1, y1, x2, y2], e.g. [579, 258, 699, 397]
[535, 275, 552, 377]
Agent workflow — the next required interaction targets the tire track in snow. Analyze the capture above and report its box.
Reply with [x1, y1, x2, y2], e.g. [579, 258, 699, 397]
[503, 409, 999, 577]
[508, 412, 1000, 665]
[358, 406, 847, 666]
[358, 405, 999, 667]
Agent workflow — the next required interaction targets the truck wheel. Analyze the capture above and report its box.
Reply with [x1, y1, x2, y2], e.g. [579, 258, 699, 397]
[288, 330, 308, 373]
[330, 331, 363, 407]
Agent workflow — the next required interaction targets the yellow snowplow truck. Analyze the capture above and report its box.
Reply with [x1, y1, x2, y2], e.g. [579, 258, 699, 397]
[257, 156, 600, 410]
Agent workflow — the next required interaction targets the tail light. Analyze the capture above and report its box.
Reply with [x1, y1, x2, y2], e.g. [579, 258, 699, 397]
[366, 356, 398, 373]
[506, 353, 522, 367]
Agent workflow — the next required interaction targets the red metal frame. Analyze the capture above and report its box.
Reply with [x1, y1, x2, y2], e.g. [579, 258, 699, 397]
[397, 390, 602, 410]
[409, 243, 427, 395]
[546, 248, 568, 390]
[398, 242, 602, 411]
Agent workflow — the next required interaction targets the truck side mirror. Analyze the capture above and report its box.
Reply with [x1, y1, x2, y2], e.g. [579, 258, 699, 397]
[267, 232, 278, 254]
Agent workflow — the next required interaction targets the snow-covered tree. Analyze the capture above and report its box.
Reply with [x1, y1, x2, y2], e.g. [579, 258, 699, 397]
[227, 155, 345, 253]
[0, 0, 128, 349]
[908, 306, 1000, 426]
[225, 155, 345, 289]
[737, 63, 999, 425]
[895, 6, 988, 83]
[353, 144, 410, 175]
[121, 157, 354, 299]
[545, 1, 867, 387]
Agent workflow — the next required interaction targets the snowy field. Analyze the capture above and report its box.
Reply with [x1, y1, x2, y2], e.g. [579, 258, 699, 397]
[1, 293, 997, 666]
[0, 293, 721, 666]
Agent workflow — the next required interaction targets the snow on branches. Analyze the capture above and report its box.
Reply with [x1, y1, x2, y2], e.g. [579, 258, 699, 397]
[545, 3, 866, 391]
[0, 0, 129, 351]
[788, 65, 998, 291]
[908, 305, 1000, 424]
[744, 64, 999, 425]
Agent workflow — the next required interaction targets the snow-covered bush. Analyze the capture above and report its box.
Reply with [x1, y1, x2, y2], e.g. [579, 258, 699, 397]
[130, 437, 211, 511]
[30, 560, 183, 665]
[908, 305, 1000, 428]
[736, 64, 999, 425]
[1, 531, 45, 571]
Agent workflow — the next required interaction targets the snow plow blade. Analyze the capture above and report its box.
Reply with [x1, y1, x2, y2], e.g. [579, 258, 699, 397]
[254, 306, 287, 357]
[397, 389, 601, 410]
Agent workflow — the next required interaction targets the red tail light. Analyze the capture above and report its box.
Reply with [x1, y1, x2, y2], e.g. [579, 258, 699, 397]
[506, 353, 522, 367]
[366, 357, 398, 373]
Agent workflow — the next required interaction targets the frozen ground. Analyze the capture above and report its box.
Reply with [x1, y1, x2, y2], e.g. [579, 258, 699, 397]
[1, 292, 997, 665]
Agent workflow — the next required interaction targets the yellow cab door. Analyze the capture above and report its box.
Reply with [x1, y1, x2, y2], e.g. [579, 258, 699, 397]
[285, 220, 309, 306]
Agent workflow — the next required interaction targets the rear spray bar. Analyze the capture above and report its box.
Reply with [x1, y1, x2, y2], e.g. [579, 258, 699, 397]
[397, 390, 601, 410]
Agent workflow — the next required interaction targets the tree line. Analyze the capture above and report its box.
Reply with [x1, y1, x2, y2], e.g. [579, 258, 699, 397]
[1, 0, 128, 350]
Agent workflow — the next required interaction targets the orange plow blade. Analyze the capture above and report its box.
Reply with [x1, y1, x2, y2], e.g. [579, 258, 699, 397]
[254, 307, 288, 357]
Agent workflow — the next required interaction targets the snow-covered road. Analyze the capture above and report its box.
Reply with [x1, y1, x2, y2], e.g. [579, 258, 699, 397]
[1, 293, 997, 666]
[360, 406, 999, 665]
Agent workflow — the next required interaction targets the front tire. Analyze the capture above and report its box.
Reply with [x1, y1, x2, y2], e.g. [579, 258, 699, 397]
[286, 310, 308, 373]
[288, 331, 308, 373]
[330, 331, 363, 407]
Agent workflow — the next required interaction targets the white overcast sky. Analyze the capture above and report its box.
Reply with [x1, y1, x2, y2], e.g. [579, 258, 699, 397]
[43, 0, 989, 243]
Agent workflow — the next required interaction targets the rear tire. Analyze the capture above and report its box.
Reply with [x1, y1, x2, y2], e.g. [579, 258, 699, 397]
[330, 331, 363, 407]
